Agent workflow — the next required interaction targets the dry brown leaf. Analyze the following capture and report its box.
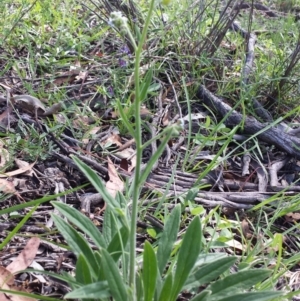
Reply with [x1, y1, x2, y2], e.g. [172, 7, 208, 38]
[241, 219, 251, 239]
[4, 283, 36, 301]
[0, 293, 10, 301]
[120, 158, 129, 171]
[0, 266, 15, 286]
[0, 179, 15, 194]
[82, 126, 101, 144]
[7, 237, 40, 273]
[53, 71, 78, 86]
[75, 70, 88, 81]
[106, 157, 124, 198]
[72, 115, 94, 129]
[114, 148, 136, 172]
[0, 143, 10, 170]
[0, 108, 12, 131]
[14, 159, 34, 177]
[102, 133, 122, 148]
[127, 63, 152, 87]
[285, 212, 300, 222]
[0, 162, 35, 178]
[162, 110, 170, 126]
[225, 239, 247, 252]
[0, 267, 13, 301]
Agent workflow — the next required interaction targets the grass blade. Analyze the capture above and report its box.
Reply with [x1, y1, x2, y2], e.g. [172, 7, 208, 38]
[0, 204, 38, 250]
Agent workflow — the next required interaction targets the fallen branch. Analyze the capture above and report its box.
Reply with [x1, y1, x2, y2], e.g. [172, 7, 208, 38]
[197, 85, 300, 160]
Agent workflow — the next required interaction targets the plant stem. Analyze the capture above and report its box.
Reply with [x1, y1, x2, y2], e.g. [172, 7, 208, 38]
[129, 0, 156, 298]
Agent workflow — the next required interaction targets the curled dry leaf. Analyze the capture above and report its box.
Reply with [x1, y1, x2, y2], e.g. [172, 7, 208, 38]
[75, 70, 88, 81]
[115, 148, 136, 172]
[225, 238, 248, 252]
[241, 219, 252, 239]
[0, 179, 15, 194]
[285, 212, 300, 223]
[0, 162, 35, 178]
[102, 133, 122, 148]
[14, 159, 35, 177]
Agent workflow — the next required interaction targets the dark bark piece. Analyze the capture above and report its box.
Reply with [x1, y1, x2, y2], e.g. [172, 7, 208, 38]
[197, 85, 300, 159]
[251, 160, 268, 192]
[231, 21, 273, 122]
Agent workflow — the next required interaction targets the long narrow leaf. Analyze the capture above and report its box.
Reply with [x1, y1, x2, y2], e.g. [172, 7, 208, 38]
[65, 281, 110, 299]
[158, 273, 173, 301]
[0, 189, 81, 215]
[101, 249, 128, 301]
[52, 201, 106, 249]
[76, 254, 93, 285]
[0, 288, 63, 301]
[0, 205, 38, 250]
[72, 156, 120, 208]
[207, 269, 271, 301]
[170, 216, 202, 301]
[116, 100, 135, 138]
[143, 241, 157, 301]
[214, 291, 283, 301]
[136, 272, 144, 301]
[138, 127, 174, 186]
[107, 226, 129, 261]
[157, 204, 181, 275]
[184, 257, 237, 290]
[139, 68, 153, 102]
[190, 290, 211, 301]
[51, 215, 98, 278]
[103, 205, 117, 245]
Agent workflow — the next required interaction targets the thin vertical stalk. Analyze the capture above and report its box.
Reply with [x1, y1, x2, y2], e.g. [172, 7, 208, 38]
[129, 0, 156, 298]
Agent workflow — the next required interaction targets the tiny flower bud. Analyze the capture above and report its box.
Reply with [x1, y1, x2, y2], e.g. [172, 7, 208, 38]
[108, 11, 129, 35]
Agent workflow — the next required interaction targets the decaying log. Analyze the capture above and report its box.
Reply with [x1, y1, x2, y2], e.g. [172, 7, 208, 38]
[197, 85, 300, 160]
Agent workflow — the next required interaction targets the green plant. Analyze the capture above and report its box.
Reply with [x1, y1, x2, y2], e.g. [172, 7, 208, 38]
[45, 3, 284, 299]
[51, 192, 284, 301]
